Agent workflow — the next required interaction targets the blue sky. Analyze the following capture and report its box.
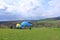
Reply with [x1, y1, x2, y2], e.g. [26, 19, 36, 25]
[0, 0, 60, 21]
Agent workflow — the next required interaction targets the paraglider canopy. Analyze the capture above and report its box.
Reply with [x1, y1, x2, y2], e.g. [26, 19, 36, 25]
[20, 21, 32, 28]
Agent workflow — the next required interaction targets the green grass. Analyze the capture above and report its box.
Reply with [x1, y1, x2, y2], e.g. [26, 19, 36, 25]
[39, 20, 57, 23]
[0, 28, 60, 40]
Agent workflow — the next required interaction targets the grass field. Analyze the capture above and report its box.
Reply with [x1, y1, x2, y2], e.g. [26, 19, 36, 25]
[0, 28, 60, 40]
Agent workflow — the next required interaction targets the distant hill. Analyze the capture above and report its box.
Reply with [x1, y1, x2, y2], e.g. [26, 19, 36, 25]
[40, 16, 60, 21]
[48, 16, 60, 20]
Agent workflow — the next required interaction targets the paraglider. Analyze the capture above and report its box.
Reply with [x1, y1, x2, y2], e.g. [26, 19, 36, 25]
[20, 21, 32, 30]
[16, 23, 20, 29]
[16, 21, 32, 30]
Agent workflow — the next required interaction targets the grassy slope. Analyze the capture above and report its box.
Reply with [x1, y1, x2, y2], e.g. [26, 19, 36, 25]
[0, 28, 60, 40]
[39, 20, 57, 23]
[36, 20, 57, 28]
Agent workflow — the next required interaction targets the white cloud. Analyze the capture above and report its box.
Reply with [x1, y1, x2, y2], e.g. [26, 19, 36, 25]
[0, 2, 6, 9]
[0, 0, 42, 12]
[0, 0, 60, 20]
[42, 0, 60, 18]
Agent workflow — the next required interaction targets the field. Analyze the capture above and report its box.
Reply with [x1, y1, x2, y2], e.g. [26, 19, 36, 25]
[0, 28, 60, 40]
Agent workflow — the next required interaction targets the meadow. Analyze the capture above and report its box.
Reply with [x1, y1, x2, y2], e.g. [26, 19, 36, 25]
[0, 28, 60, 40]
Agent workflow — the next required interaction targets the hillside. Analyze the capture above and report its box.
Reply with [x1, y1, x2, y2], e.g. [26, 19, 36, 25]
[0, 16, 60, 28]
[40, 16, 60, 21]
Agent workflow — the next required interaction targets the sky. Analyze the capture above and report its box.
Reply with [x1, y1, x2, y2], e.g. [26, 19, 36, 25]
[0, 0, 60, 21]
